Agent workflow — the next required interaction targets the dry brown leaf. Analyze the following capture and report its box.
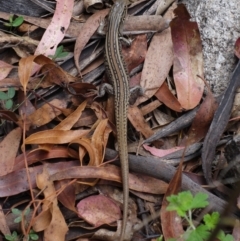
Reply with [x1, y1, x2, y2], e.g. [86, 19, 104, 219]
[183, 90, 218, 145]
[91, 118, 111, 166]
[137, 29, 173, 105]
[50, 164, 168, 194]
[34, 166, 68, 240]
[0, 60, 14, 80]
[128, 106, 154, 139]
[24, 129, 89, 145]
[26, 99, 68, 127]
[171, 4, 204, 110]
[55, 180, 76, 212]
[0, 127, 22, 176]
[18, 55, 37, 95]
[0, 161, 78, 197]
[155, 81, 182, 112]
[13, 147, 79, 172]
[0, 204, 10, 235]
[77, 195, 121, 227]
[54, 100, 87, 130]
[122, 34, 147, 73]
[74, 8, 109, 74]
[161, 156, 184, 240]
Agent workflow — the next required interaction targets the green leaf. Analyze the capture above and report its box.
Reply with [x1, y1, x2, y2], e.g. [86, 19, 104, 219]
[50, 45, 69, 60]
[12, 16, 24, 27]
[24, 207, 31, 216]
[4, 23, 12, 27]
[5, 234, 14, 241]
[217, 230, 234, 241]
[9, 15, 13, 24]
[55, 45, 63, 57]
[203, 212, 219, 230]
[166, 195, 186, 217]
[184, 225, 210, 241]
[0, 91, 9, 100]
[190, 192, 209, 209]
[29, 233, 39, 240]
[5, 99, 13, 110]
[57, 51, 69, 58]
[5, 231, 18, 241]
[7, 87, 15, 99]
[11, 208, 21, 215]
[14, 215, 22, 223]
[167, 191, 194, 216]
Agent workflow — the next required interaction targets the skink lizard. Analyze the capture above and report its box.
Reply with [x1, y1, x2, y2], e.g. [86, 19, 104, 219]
[104, 0, 129, 240]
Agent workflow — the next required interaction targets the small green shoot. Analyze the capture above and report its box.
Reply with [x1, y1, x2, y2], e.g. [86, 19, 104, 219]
[49, 45, 69, 60]
[166, 191, 234, 241]
[12, 207, 30, 223]
[8, 208, 39, 240]
[26, 230, 39, 241]
[4, 15, 24, 30]
[0, 87, 16, 110]
[5, 231, 18, 241]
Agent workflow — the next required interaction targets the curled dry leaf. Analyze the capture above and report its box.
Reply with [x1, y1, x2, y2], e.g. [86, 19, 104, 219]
[53, 100, 87, 130]
[90, 118, 111, 166]
[155, 81, 182, 112]
[170, 4, 204, 110]
[13, 147, 78, 172]
[33, 166, 68, 241]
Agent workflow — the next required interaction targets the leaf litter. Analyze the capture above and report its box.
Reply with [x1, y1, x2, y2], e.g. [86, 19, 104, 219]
[0, 1, 239, 241]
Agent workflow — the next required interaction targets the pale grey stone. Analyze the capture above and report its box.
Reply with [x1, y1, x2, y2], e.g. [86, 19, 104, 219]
[180, 0, 240, 95]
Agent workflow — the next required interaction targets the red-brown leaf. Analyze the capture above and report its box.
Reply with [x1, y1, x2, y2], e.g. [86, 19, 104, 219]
[170, 4, 204, 110]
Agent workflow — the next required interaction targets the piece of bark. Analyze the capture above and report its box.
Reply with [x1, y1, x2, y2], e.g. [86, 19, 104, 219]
[105, 148, 226, 213]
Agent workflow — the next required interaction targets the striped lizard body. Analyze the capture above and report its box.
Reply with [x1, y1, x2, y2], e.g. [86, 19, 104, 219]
[104, 0, 129, 240]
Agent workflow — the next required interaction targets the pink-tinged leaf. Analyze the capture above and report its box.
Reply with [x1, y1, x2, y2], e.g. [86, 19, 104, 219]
[0, 127, 22, 176]
[235, 37, 240, 59]
[143, 144, 184, 158]
[0, 61, 13, 80]
[35, 0, 74, 57]
[77, 195, 121, 227]
[170, 4, 204, 110]
[137, 29, 174, 105]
